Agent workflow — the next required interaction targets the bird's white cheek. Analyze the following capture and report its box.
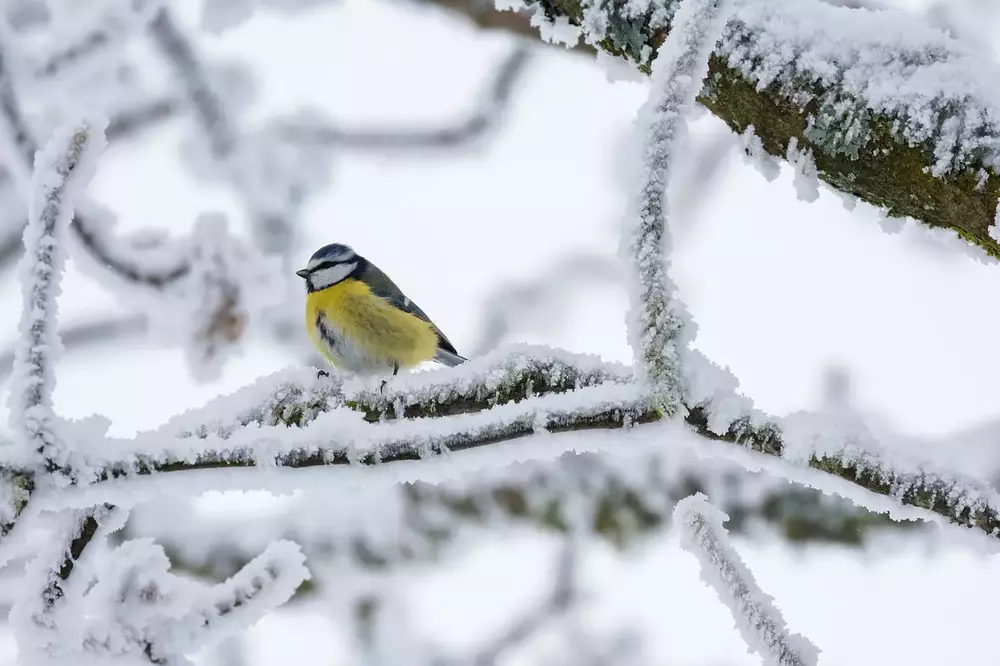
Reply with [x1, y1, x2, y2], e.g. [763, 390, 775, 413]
[310, 262, 356, 289]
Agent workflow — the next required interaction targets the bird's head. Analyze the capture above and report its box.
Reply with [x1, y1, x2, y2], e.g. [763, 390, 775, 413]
[296, 243, 363, 292]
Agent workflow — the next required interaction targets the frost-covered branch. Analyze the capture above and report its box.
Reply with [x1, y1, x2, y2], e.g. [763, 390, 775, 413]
[147, 8, 234, 159]
[102, 381, 654, 477]
[15, 512, 310, 663]
[621, 0, 731, 410]
[0, 40, 193, 290]
[436, 0, 1000, 257]
[12, 504, 115, 653]
[129, 539, 310, 662]
[82, 347, 995, 542]
[8, 120, 106, 479]
[39, 506, 109, 613]
[28, 0, 164, 82]
[105, 98, 179, 142]
[674, 494, 819, 666]
[148, 6, 303, 257]
[119, 447, 906, 592]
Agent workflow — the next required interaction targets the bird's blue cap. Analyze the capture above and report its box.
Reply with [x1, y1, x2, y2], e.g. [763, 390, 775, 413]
[296, 243, 359, 279]
[308, 243, 356, 264]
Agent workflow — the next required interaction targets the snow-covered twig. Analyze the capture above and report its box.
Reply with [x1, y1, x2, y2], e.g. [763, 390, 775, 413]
[674, 494, 820, 666]
[470, 252, 620, 356]
[12, 504, 114, 651]
[8, 120, 106, 478]
[29, 0, 164, 81]
[0, 48, 38, 185]
[276, 45, 532, 151]
[147, 8, 234, 159]
[18, 521, 309, 662]
[135, 540, 310, 662]
[0, 42, 193, 289]
[622, 0, 732, 411]
[105, 97, 179, 141]
[148, 6, 302, 257]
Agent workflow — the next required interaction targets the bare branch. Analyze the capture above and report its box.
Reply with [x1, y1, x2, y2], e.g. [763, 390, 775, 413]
[471, 537, 578, 665]
[0, 40, 192, 289]
[470, 252, 620, 356]
[275, 45, 532, 151]
[147, 8, 235, 159]
[0, 314, 148, 382]
[105, 98, 179, 142]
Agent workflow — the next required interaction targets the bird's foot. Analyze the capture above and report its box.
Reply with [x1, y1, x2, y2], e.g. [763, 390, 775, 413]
[380, 379, 388, 395]
[317, 369, 330, 379]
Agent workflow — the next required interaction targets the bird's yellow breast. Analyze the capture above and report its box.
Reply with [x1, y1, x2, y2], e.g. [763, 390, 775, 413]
[306, 278, 439, 371]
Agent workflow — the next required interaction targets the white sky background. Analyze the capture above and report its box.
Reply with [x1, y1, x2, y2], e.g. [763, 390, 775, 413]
[1, 0, 1000, 663]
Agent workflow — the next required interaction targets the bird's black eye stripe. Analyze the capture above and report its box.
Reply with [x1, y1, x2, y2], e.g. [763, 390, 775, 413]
[309, 260, 338, 272]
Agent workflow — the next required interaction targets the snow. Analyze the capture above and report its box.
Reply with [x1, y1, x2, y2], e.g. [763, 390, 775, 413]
[156, 213, 282, 383]
[719, 0, 1000, 177]
[20, 1, 163, 83]
[785, 137, 819, 204]
[518, 0, 1000, 188]
[201, 0, 339, 34]
[674, 493, 819, 666]
[621, 0, 733, 412]
[0, 0, 999, 663]
[739, 124, 780, 182]
[7, 119, 106, 479]
[991, 199, 1000, 244]
[14, 527, 309, 663]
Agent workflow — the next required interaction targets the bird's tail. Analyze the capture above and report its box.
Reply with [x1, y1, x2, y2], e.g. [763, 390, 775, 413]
[435, 348, 467, 367]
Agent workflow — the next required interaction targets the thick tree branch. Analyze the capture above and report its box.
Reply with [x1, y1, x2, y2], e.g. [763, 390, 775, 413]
[423, 0, 1000, 258]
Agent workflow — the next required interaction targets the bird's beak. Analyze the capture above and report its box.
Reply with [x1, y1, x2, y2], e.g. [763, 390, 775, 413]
[295, 269, 310, 279]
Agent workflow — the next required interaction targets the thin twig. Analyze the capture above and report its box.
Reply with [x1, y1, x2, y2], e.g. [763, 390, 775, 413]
[472, 537, 578, 665]
[0, 314, 148, 382]
[276, 45, 532, 151]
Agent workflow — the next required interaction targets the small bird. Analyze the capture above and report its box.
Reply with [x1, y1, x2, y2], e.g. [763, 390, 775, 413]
[296, 243, 467, 378]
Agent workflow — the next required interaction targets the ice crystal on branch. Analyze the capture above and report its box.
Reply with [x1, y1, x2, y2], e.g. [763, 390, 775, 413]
[621, 0, 733, 412]
[674, 494, 820, 666]
[8, 119, 106, 480]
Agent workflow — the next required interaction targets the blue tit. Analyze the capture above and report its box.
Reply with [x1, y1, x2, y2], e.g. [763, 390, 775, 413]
[296, 243, 467, 377]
